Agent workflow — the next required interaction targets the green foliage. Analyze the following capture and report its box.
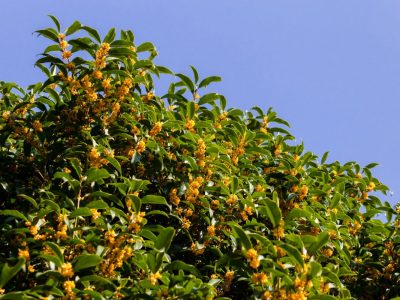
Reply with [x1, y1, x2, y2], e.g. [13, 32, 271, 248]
[0, 17, 399, 299]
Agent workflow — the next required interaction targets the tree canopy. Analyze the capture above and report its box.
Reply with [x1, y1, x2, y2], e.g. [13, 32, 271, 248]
[0, 17, 399, 299]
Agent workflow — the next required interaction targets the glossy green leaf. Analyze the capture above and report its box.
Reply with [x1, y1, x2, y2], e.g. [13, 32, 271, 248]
[82, 25, 102, 43]
[0, 258, 25, 288]
[141, 195, 168, 206]
[176, 73, 195, 93]
[228, 223, 252, 250]
[103, 28, 116, 43]
[44, 242, 64, 263]
[0, 210, 27, 221]
[105, 156, 122, 175]
[164, 260, 200, 276]
[74, 254, 102, 272]
[154, 227, 175, 252]
[86, 168, 110, 184]
[65, 20, 82, 36]
[308, 232, 329, 254]
[280, 244, 304, 266]
[69, 207, 93, 218]
[199, 76, 221, 88]
[259, 199, 282, 227]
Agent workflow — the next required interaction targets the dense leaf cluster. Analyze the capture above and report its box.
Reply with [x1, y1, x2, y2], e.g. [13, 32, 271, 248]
[0, 17, 399, 299]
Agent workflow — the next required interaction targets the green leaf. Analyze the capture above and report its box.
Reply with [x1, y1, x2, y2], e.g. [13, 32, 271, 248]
[321, 151, 329, 164]
[65, 20, 82, 36]
[141, 195, 168, 206]
[176, 73, 195, 93]
[157, 65, 174, 75]
[79, 290, 104, 300]
[103, 28, 116, 43]
[108, 47, 135, 57]
[17, 194, 38, 208]
[69, 207, 93, 218]
[0, 210, 27, 221]
[39, 254, 62, 267]
[0, 292, 28, 300]
[68, 157, 82, 178]
[309, 261, 322, 278]
[74, 254, 102, 272]
[164, 260, 200, 276]
[280, 244, 304, 266]
[126, 194, 141, 213]
[190, 65, 199, 83]
[79, 275, 115, 287]
[199, 76, 222, 88]
[86, 168, 110, 184]
[259, 199, 282, 228]
[187, 101, 195, 119]
[82, 25, 101, 43]
[198, 93, 220, 105]
[48, 15, 61, 32]
[154, 227, 175, 252]
[85, 200, 109, 209]
[137, 42, 155, 52]
[31, 285, 64, 297]
[309, 296, 337, 300]
[36, 28, 59, 42]
[0, 258, 25, 288]
[228, 223, 252, 250]
[106, 157, 122, 175]
[44, 242, 64, 264]
[146, 210, 169, 218]
[308, 232, 329, 254]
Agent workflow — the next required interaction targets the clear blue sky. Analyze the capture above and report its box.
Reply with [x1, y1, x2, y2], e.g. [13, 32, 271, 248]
[1, 1, 400, 208]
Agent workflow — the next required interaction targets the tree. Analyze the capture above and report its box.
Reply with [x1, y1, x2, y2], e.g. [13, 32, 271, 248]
[0, 17, 399, 299]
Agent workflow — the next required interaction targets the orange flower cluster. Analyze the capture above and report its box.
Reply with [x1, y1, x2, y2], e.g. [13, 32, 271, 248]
[59, 33, 72, 60]
[149, 121, 163, 136]
[95, 43, 110, 70]
[88, 147, 111, 168]
[251, 272, 268, 285]
[149, 272, 162, 285]
[63, 280, 76, 299]
[349, 220, 362, 236]
[117, 78, 133, 100]
[55, 214, 68, 240]
[32, 120, 43, 133]
[195, 138, 206, 168]
[141, 91, 154, 102]
[226, 194, 238, 206]
[299, 185, 309, 201]
[185, 176, 203, 204]
[207, 225, 216, 237]
[18, 249, 30, 261]
[169, 188, 180, 206]
[223, 270, 235, 292]
[128, 211, 146, 233]
[60, 262, 74, 278]
[246, 248, 260, 269]
[272, 220, 285, 240]
[240, 205, 253, 221]
[135, 140, 146, 154]
[99, 245, 133, 277]
[260, 116, 269, 133]
[185, 119, 196, 133]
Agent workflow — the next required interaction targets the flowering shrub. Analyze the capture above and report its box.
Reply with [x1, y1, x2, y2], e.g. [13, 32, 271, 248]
[0, 17, 399, 299]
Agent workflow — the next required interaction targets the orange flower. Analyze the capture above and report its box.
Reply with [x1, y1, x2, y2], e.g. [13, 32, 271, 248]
[149, 272, 162, 285]
[60, 263, 74, 278]
[62, 50, 72, 60]
[18, 249, 30, 261]
[149, 121, 163, 136]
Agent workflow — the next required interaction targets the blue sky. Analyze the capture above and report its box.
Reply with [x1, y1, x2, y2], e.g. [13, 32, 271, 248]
[1, 1, 400, 208]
